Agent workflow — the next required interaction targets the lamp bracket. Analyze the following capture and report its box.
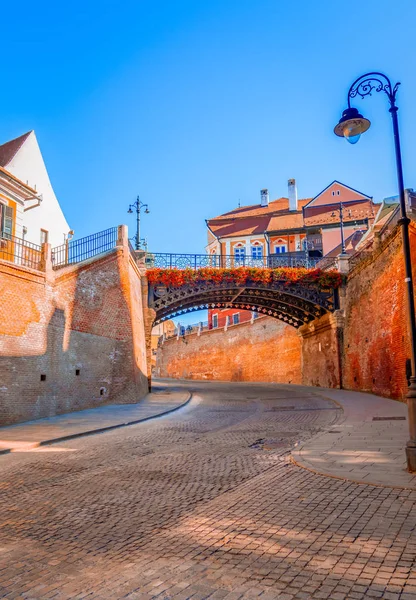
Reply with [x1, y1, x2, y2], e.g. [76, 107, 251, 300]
[348, 72, 400, 109]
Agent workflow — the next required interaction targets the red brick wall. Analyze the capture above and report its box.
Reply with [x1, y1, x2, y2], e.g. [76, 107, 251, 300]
[299, 313, 342, 389]
[0, 247, 148, 426]
[343, 227, 416, 400]
[156, 316, 302, 383]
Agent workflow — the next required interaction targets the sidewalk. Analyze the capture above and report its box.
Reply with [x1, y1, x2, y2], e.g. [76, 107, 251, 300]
[0, 384, 191, 454]
[291, 388, 416, 490]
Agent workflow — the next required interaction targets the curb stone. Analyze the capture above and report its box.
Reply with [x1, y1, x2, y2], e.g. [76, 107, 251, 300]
[0, 392, 192, 455]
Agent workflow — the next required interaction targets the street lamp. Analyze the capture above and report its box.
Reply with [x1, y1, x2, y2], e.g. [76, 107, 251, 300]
[330, 202, 347, 255]
[334, 72, 416, 472]
[127, 196, 150, 251]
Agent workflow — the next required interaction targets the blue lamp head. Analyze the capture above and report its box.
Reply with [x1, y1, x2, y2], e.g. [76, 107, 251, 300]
[334, 107, 371, 144]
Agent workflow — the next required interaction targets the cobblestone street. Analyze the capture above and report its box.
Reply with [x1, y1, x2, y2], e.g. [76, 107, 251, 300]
[0, 381, 415, 600]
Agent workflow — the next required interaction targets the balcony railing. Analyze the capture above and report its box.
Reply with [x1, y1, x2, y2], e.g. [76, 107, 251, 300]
[52, 227, 118, 269]
[0, 234, 42, 270]
[147, 252, 327, 270]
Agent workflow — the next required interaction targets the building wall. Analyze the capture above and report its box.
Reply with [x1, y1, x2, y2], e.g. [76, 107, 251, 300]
[156, 316, 302, 384]
[0, 246, 148, 426]
[321, 224, 357, 256]
[308, 181, 368, 207]
[208, 308, 254, 329]
[343, 227, 415, 400]
[5, 131, 71, 247]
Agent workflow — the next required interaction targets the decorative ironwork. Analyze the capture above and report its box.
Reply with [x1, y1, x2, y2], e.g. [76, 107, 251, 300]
[150, 252, 323, 270]
[52, 227, 118, 269]
[0, 233, 42, 270]
[149, 278, 339, 329]
[348, 72, 400, 108]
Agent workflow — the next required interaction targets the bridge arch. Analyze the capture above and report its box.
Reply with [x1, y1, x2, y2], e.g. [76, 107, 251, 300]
[148, 279, 340, 329]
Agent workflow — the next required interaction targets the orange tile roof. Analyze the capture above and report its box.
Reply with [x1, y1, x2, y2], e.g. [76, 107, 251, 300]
[210, 197, 311, 221]
[207, 197, 310, 238]
[303, 200, 377, 227]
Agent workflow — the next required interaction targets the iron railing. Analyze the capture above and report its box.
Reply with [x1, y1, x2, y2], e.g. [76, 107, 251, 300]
[52, 227, 118, 269]
[0, 234, 42, 270]
[148, 252, 325, 270]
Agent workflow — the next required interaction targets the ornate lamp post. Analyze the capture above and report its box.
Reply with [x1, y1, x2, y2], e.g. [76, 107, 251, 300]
[127, 196, 149, 251]
[334, 72, 416, 472]
[330, 202, 347, 255]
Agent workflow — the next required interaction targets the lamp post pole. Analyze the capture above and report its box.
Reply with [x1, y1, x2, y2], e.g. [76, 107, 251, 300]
[339, 202, 346, 255]
[128, 196, 149, 251]
[334, 72, 416, 472]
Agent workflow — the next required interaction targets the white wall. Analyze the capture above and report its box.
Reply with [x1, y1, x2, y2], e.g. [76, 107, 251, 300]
[5, 131, 70, 247]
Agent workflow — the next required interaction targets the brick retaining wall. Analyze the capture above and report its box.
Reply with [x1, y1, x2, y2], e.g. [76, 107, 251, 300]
[0, 247, 148, 426]
[156, 316, 302, 384]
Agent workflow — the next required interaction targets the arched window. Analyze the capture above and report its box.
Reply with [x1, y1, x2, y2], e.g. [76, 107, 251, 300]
[251, 241, 263, 260]
[234, 243, 245, 263]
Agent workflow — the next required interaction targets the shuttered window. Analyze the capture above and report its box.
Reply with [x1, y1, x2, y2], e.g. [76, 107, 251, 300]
[1, 205, 13, 239]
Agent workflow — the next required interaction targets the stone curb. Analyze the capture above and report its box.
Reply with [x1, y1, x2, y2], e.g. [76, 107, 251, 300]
[0, 392, 192, 456]
[290, 390, 415, 491]
[289, 453, 416, 491]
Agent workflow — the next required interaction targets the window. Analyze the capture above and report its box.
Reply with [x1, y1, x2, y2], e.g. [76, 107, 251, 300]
[332, 190, 340, 196]
[275, 245, 287, 254]
[212, 314, 218, 328]
[234, 246, 245, 263]
[40, 229, 49, 245]
[233, 313, 240, 325]
[251, 245, 263, 259]
[1, 205, 13, 239]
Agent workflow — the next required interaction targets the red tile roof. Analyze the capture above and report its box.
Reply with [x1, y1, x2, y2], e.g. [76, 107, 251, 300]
[210, 197, 311, 221]
[0, 131, 32, 167]
[303, 199, 377, 227]
[207, 197, 311, 238]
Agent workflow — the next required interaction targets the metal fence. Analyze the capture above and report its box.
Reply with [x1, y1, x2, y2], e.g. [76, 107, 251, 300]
[52, 227, 118, 269]
[147, 252, 326, 270]
[0, 234, 42, 270]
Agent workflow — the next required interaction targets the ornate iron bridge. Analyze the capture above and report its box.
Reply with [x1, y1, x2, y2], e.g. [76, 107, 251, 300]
[145, 252, 335, 270]
[148, 278, 340, 329]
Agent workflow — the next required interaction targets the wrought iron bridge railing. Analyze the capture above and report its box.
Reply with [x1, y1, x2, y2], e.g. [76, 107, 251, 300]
[0, 233, 42, 270]
[145, 252, 335, 270]
[52, 227, 119, 269]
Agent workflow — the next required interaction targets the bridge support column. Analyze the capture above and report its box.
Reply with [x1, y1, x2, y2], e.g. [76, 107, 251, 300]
[140, 274, 156, 392]
[298, 310, 345, 389]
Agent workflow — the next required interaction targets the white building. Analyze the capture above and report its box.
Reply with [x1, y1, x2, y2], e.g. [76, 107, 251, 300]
[0, 131, 71, 247]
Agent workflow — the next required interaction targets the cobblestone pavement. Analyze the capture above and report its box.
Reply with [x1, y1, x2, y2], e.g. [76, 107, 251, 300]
[0, 381, 415, 600]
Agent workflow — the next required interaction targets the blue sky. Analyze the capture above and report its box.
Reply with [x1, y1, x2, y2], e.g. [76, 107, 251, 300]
[2, 0, 416, 324]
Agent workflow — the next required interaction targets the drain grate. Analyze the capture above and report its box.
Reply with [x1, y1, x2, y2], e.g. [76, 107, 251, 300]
[372, 416, 406, 421]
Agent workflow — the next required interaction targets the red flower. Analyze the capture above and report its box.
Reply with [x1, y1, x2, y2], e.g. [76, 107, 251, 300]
[147, 267, 344, 289]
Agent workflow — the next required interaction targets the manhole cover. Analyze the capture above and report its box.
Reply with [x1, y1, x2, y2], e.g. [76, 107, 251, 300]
[373, 416, 406, 421]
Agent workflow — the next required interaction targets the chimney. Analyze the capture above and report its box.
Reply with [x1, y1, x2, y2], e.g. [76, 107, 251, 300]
[260, 188, 269, 207]
[288, 178, 298, 211]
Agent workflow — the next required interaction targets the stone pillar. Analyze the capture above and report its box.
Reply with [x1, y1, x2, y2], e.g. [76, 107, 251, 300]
[41, 243, 53, 278]
[117, 224, 129, 250]
[337, 254, 350, 275]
